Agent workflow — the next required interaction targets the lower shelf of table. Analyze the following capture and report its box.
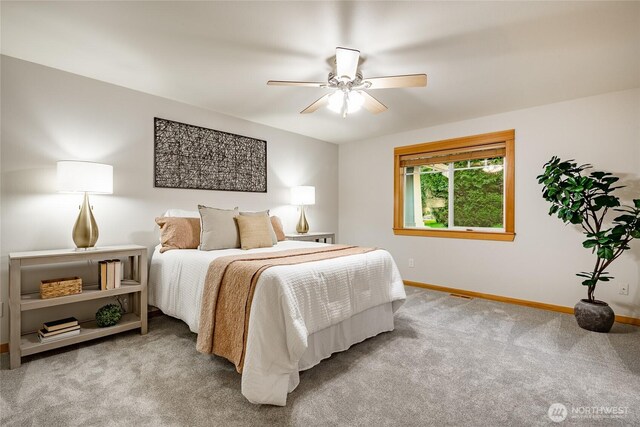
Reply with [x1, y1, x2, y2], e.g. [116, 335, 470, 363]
[20, 313, 141, 356]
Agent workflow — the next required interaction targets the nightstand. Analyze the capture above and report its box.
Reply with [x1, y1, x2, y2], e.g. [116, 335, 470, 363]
[8, 245, 148, 369]
[285, 232, 335, 244]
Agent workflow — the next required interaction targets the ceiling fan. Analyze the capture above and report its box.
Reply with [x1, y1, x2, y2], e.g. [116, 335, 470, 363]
[267, 47, 428, 118]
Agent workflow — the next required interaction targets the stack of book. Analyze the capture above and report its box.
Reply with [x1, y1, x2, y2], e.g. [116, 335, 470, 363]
[98, 259, 122, 290]
[38, 317, 81, 343]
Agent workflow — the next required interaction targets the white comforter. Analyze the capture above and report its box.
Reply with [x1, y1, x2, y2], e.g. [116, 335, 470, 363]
[149, 240, 406, 405]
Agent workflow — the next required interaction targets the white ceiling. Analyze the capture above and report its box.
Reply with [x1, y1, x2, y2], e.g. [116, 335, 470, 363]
[1, 1, 639, 144]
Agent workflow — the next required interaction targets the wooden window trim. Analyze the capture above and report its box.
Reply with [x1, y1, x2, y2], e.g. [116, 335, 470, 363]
[393, 129, 515, 242]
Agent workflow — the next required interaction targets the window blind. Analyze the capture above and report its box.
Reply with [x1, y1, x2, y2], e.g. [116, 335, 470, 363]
[399, 143, 505, 168]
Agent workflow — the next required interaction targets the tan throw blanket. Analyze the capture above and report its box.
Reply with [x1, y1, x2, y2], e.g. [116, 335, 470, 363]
[196, 245, 376, 372]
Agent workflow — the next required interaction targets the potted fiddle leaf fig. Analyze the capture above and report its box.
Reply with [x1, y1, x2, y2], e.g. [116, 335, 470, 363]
[537, 156, 640, 332]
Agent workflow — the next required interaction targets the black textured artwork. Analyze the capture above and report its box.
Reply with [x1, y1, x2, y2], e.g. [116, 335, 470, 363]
[154, 118, 267, 192]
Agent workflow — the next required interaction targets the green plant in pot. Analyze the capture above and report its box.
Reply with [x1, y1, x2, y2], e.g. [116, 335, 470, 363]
[96, 297, 125, 328]
[537, 156, 640, 333]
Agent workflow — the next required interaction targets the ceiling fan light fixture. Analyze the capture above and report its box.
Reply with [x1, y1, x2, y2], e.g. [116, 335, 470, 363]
[327, 90, 364, 115]
[348, 90, 364, 112]
[327, 90, 344, 113]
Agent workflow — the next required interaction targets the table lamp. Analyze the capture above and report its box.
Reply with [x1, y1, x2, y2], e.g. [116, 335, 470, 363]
[291, 186, 315, 234]
[57, 161, 113, 248]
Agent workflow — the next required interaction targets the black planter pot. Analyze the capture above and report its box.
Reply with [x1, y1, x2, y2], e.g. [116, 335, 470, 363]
[574, 299, 615, 333]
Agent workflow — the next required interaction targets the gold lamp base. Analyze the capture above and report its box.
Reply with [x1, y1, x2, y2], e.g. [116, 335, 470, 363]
[296, 205, 309, 234]
[72, 192, 99, 248]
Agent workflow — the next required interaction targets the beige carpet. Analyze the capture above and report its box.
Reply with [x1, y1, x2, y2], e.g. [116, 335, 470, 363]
[2, 286, 639, 426]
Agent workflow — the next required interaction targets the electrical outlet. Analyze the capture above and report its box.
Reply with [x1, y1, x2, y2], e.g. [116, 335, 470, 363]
[619, 284, 629, 295]
[408, 258, 415, 268]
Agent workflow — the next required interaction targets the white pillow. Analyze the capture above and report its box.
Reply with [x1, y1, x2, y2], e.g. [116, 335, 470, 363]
[162, 209, 199, 218]
[198, 205, 241, 250]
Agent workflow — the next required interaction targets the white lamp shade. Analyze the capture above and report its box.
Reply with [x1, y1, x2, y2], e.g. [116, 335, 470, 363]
[291, 186, 315, 205]
[57, 161, 113, 194]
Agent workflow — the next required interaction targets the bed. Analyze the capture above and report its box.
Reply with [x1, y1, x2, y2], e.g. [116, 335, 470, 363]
[149, 239, 406, 405]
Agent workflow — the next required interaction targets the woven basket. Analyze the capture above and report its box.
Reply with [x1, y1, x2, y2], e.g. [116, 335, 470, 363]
[40, 277, 83, 299]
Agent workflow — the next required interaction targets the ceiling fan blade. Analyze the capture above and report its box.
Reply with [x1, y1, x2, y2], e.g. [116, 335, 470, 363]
[335, 47, 360, 81]
[300, 94, 330, 114]
[361, 92, 388, 114]
[365, 74, 427, 89]
[267, 80, 325, 87]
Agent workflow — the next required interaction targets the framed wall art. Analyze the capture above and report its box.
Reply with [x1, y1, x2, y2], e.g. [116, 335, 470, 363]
[154, 117, 267, 192]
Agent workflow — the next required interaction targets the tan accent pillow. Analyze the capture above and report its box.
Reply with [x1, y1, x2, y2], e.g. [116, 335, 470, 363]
[270, 216, 285, 241]
[235, 215, 274, 250]
[239, 210, 277, 244]
[155, 217, 201, 253]
[198, 205, 240, 250]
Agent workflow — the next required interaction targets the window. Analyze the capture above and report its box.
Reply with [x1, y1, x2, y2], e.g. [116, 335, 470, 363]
[394, 130, 515, 241]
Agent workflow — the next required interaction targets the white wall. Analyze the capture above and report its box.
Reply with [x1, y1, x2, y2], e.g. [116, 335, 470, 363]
[340, 88, 640, 318]
[0, 56, 338, 342]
